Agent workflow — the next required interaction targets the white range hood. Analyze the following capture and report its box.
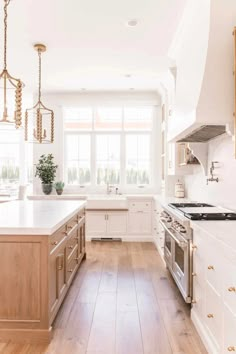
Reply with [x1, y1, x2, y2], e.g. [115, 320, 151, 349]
[168, 0, 236, 143]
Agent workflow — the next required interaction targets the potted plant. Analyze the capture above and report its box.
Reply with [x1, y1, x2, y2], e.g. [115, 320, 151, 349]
[54, 181, 65, 195]
[35, 154, 58, 195]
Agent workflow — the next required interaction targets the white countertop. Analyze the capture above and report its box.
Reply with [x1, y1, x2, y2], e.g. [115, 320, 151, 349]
[191, 220, 236, 251]
[0, 200, 86, 235]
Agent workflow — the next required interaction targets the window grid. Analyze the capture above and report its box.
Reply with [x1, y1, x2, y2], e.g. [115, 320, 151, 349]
[64, 106, 154, 189]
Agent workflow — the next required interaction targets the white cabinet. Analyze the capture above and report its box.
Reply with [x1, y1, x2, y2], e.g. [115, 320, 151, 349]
[86, 212, 107, 235]
[191, 226, 236, 354]
[127, 200, 152, 235]
[152, 199, 164, 259]
[86, 211, 127, 238]
[106, 212, 127, 236]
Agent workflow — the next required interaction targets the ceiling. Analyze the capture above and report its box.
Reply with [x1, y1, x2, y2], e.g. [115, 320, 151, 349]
[4, 0, 187, 92]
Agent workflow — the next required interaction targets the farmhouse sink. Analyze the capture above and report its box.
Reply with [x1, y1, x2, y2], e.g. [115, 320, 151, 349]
[86, 195, 128, 209]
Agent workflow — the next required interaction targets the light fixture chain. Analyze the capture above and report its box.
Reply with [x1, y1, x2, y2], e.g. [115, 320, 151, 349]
[38, 50, 42, 101]
[4, 0, 10, 70]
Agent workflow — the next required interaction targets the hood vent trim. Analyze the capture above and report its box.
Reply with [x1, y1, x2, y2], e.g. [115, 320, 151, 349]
[177, 125, 226, 143]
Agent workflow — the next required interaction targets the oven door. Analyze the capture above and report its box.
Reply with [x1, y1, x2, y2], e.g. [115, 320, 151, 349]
[160, 219, 173, 269]
[172, 237, 191, 303]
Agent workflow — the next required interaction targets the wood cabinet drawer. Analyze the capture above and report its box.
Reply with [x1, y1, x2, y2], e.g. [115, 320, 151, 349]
[66, 214, 78, 234]
[223, 306, 236, 354]
[205, 283, 222, 349]
[66, 246, 79, 285]
[66, 229, 80, 261]
[50, 225, 67, 253]
[129, 201, 152, 212]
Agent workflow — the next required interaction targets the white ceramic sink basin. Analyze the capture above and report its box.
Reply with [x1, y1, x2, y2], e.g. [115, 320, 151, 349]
[86, 195, 128, 209]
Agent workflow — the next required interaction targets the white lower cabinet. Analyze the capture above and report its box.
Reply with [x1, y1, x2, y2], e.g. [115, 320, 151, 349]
[223, 306, 236, 353]
[86, 211, 127, 237]
[191, 226, 236, 354]
[106, 212, 127, 235]
[127, 200, 152, 235]
[86, 212, 107, 235]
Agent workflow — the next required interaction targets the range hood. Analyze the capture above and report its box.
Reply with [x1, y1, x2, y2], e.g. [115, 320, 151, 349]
[168, 0, 236, 143]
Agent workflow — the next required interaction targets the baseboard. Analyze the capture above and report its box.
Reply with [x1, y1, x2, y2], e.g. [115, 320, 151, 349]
[0, 327, 52, 344]
[86, 235, 153, 242]
[191, 309, 219, 354]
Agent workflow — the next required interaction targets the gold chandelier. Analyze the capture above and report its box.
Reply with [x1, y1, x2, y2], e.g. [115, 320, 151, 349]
[25, 44, 54, 144]
[0, 0, 24, 128]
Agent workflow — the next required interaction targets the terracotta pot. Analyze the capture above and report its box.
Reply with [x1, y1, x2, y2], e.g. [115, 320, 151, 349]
[56, 189, 63, 195]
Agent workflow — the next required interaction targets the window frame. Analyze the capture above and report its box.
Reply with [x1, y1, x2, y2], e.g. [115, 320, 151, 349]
[63, 106, 156, 192]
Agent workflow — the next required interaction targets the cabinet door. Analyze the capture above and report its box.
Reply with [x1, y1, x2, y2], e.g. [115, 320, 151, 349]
[86, 212, 107, 235]
[49, 246, 66, 315]
[106, 212, 127, 236]
[128, 212, 141, 234]
[223, 306, 236, 354]
[140, 212, 152, 234]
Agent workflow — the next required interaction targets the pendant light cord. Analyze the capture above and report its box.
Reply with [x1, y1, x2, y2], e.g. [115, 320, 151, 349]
[4, 0, 10, 70]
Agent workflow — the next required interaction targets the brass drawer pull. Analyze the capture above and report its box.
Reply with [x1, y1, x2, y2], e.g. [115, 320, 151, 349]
[67, 226, 73, 230]
[207, 314, 214, 318]
[68, 246, 74, 249]
[192, 272, 197, 276]
[192, 245, 197, 250]
[192, 300, 197, 304]
[68, 269, 73, 273]
[51, 241, 58, 246]
[208, 265, 214, 270]
[228, 347, 236, 352]
[62, 231, 68, 236]
[228, 287, 236, 292]
[74, 237, 79, 240]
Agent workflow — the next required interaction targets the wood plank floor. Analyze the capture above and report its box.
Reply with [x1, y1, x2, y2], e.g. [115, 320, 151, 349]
[0, 242, 207, 354]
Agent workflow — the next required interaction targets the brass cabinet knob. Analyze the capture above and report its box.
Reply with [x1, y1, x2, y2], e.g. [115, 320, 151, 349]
[68, 269, 73, 273]
[51, 241, 58, 245]
[192, 272, 197, 276]
[68, 226, 73, 230]
[207, 314, 214, 318]
[228, 287, 236, 292]
[208, 265, 214, 270]
[192, 245, 197, 250]
[68, 245, 74, 249]
[228, 347, 236, 352]
[192, 300, 197, 304]
[62, 231, 68, 236]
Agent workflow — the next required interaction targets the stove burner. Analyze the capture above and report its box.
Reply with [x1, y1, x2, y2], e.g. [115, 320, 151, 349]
[169, 203, 214, 209]
[184, 213, 236, 220]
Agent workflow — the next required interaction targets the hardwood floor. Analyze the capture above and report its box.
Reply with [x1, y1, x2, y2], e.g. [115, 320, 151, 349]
[0, 242, 207, 354]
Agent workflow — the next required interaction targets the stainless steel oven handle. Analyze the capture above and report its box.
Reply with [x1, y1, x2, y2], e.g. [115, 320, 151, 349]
[159, 220, 188, 248]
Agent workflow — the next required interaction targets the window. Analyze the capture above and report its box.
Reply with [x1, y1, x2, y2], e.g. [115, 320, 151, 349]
[65, 134, 91, 185]
[64, 105, 154, 189]
[126, 135, 150, 185]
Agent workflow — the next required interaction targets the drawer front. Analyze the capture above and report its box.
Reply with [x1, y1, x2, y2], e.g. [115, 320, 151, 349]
[66, 246, 79, 284]
[205, 283, 222, 349]
[66, 214, 79, 234]
[223, 306, 236, 354]
[66, 229, 80, 260]
[50, 225, 67, 253]
[205, 240, 222, 295]
[223, 259, 236, 316]
[129, 201, 152, 212]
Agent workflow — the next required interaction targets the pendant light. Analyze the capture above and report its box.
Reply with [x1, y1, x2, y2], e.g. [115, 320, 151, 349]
[0, 0, 24, 128]
[25, 44, 54, 144]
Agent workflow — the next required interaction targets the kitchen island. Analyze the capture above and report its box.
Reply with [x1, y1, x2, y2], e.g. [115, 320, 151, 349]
[0, 200, 86, 344]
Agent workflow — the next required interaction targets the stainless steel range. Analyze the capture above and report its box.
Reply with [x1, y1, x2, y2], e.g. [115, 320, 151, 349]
[160, 202, 236, 303]
[160, 205, 193, 303]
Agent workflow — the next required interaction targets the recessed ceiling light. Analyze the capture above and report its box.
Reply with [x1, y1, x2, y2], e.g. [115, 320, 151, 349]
[81, 88, 86, 91]
[129, 88, 135, 91]
[124, 74, 132, 78]
[127, 19, 138, 27]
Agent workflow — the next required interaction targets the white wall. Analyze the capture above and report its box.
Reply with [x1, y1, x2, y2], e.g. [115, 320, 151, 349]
[33, 91, 162, 194]
[184, 134, 236, 210]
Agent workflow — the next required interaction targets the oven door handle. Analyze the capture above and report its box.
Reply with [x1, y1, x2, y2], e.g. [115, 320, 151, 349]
[159, 220, 188, 248]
